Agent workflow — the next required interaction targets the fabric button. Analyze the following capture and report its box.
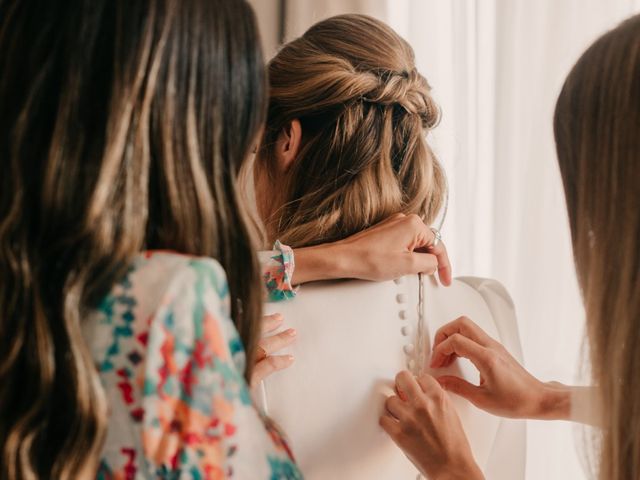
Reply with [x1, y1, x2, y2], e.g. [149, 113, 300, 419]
[396, 293, 407, 304]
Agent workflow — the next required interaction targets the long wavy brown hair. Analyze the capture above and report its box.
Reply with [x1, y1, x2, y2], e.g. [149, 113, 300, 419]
[0, 0, 265, 477]
[554, 14, 640, 480]
[257, 14, 446, 247]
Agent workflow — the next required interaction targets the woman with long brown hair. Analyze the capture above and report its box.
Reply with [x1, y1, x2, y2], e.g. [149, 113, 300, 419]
[379, 14, 640, 480]
[0, 1, 450, 478]
[0, 0, 297, 476]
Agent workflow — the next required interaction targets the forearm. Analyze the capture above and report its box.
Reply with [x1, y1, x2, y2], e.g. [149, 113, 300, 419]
[259, 241, 353, 300]
[285, 214, 451, 285]
[536, 383, 598, 425]
[290, 243, 346, 285]
[535, 382, 573, 420]
[431, 464, 484, 480]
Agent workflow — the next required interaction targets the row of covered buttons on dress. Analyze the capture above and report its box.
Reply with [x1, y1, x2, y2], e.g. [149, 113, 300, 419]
[394, 276, 417, 373]
[396, 276, 428, 480]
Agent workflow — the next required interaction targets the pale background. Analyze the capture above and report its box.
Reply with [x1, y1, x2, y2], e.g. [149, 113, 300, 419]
[247, 1, 640, 478]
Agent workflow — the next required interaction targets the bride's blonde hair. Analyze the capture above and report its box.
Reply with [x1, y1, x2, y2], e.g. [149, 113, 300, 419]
[259, 14, 446, 247]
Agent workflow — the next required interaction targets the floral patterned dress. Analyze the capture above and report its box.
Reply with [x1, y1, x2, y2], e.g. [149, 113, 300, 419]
[85, 246, 301, 479]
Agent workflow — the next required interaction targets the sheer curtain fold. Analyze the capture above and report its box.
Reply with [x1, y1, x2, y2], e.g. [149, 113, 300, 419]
[248, 1, 640, 478]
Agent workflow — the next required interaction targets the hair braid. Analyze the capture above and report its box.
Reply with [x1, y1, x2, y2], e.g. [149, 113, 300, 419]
[259, 14, 445, 247]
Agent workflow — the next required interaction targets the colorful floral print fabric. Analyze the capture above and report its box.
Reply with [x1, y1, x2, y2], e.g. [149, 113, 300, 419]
[259, 241, 297, 302]
[84, 251, 303, 479]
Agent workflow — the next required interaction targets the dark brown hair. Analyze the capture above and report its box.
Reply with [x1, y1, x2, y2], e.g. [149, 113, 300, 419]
[554, 14, 640, 480]
[0, 0, 266, 477]
[258, 14, 445, 247]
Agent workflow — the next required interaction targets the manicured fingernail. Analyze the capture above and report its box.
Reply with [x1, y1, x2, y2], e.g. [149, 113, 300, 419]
[286, 355, 295, 363]
[286, 328, 297, 337]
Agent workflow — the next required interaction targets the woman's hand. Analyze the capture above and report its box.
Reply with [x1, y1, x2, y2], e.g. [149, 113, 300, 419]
[430, 316, 571, 420]
[380, 371, 484, 480]
[292, 213, 452, 285]
[251, 313, 296, 388]
[337, 213, 452, 284]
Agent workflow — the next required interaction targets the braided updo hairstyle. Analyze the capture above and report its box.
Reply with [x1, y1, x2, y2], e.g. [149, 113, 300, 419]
[259, 14, 446, 247]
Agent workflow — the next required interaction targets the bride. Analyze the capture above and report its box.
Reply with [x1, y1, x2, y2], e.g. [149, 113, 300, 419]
[254, 14, 525, 480]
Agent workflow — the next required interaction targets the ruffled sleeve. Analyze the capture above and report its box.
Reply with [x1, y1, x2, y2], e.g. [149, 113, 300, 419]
[259, 241, 298, 302]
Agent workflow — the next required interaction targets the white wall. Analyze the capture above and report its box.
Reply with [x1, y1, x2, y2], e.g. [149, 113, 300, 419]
[248, 0, 281, 58]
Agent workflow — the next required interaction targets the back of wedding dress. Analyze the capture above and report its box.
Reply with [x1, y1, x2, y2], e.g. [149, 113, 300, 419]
[259, 275, 526, 480]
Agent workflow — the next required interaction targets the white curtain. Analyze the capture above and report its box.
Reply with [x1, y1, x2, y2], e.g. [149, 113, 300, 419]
[249, 1, 640, 478]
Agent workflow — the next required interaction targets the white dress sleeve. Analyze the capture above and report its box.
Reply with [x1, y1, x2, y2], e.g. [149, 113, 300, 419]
[458, 276, 527, 480]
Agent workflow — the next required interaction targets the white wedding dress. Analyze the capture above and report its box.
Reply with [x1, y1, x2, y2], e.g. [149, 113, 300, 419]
[259, 275, 526, 480]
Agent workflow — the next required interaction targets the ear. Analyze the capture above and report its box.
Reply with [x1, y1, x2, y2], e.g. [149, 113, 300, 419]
[275, 119, 302, 172]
